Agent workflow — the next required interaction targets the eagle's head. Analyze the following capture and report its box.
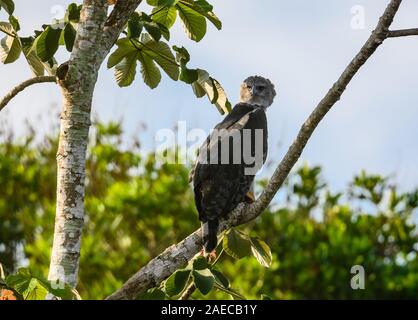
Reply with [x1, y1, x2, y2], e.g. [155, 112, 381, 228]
[239, 76, 276, 108]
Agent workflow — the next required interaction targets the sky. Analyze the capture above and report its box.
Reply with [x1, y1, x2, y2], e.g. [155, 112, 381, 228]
[1, 0, 418, 192]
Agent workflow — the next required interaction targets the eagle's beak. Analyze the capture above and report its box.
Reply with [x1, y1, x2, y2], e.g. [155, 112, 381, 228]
[250, 85, 256, 95]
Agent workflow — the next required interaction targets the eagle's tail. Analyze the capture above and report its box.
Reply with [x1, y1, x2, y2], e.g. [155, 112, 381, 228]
[202, 219, 219, 253]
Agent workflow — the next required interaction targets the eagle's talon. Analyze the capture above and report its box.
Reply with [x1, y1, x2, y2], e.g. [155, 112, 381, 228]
[245, 191, 256, 203]
[207, 250, 217, 263]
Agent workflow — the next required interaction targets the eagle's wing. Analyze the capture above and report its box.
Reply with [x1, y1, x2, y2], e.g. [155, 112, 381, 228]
[191, 104, 268, 220]
[189, 103, 256, 183]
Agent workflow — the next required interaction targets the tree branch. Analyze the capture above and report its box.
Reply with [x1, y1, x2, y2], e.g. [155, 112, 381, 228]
[0, 76, 56, 112]
[102, 0, 143, 51]
[388, 28, 418, 38]
[106, 0, 403, 300]
[179, 283, 196, 300]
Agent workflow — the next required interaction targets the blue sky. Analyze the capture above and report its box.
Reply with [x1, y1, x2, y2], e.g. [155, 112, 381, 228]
[1, 0, 418, 191]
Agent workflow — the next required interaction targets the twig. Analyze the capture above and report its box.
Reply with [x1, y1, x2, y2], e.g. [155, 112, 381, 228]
[388, 28, 418, 38]
[106, 0, 404, 300]
[0, 76, 56, 112]
[179, 283, 196, 300]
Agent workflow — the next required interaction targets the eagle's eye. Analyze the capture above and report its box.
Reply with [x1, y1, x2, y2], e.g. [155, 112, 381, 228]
[257, 85, 266, 91]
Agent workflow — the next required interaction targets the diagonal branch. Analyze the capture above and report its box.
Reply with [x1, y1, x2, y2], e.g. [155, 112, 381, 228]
[0, 76, 56, 112]
[106, 0, 403, 300]
[102, 0, 143, 51]
[388, 28, 418, 38]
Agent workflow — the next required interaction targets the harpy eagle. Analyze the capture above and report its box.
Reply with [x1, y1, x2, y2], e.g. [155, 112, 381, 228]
[190, 76, 276, 254]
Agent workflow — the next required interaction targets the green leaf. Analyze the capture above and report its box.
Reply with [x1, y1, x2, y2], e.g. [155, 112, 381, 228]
[192, 269, 214, 295]
[193, 69, 231, 114]
[223, 229, 252, 259]
[192, 256, 210, 270]
[172, 45, 190, 64]
[107, 39, 137, 69]
[192, 81, 206, 98]
[8, 15, 19, 31]
[176, 2, 206, 42]
[140, 288, 166, 300]
[21, 37, 44, 76]
[63, 23, 76, 52]
[179, 0, 221, 30]
[156, 22, 170, 41]
[142, 40, 179, 80]
[144, 22, 162, 41]
[146, 0, 159, 5]
[115, 51, 138, 87]
[5, 269, 47, 300]
[37, 277, 80, 300]
[164, 269, 191, 297]
[261, 294, 272, 300]
[179, 65, 198, 84]
[0, 0, 14, 15]
[35, 26, 62, 62]
[127, 12, 143, 39]
[138, 51, 162, 89]
[211, 269, 229, 289]
[152, 6, 177, 28]
[66, 3, 81, 22]
[250, 237, 272, 268]
[0, 23, 21, 64]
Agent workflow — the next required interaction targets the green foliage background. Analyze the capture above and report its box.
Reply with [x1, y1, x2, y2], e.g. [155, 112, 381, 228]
[1, 121, 418, 299]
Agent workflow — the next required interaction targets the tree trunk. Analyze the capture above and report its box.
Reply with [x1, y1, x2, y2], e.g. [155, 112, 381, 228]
[47, 0, 144, 292]
[48, 0, 109, 289]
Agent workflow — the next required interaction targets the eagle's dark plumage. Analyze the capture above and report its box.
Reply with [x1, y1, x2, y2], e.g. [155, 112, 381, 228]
[190, 75, 276, 253]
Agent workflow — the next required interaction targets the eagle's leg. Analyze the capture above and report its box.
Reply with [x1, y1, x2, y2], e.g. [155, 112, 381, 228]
[207, 250, 217, 263]
[245, 191, 256, 203]
[199, 248, 217, 263]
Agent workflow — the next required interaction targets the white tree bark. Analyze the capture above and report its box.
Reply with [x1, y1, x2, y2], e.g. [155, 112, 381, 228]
[48, 0, 110, 289]
[48, 0, 143, 290]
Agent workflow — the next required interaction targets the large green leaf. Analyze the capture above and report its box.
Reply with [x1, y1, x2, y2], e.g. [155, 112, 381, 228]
[250, 237, 272, 268]
[211, 269, 230, 289]
[107, 38, 137, 69]
[63, 23, 76, 52]
[144, 23, 161, 42]
[193, 69, 231, 114]
[22, 46, 44, 76]
[5, 269, 47, 300]
[0, 22, 21, 64]
[164, 269, 191, 297]
[115, 51, 138, 87]
[192, 269, 214, 295]
[138, 51, 162, 89]
[35, 26, 62, 62]
[179, 0, 221, 30]
[223, 229, 252, 259]
[65, 3, 81, 23]
[5, 268, 77, 300]
[152, 6, 177, 28]
[0, 34, 20, 64]
[0, 0, 14, 15]
[142, 40, 179, 80]
[176, 2, 206, 42]
[192, 256, 210, 270]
